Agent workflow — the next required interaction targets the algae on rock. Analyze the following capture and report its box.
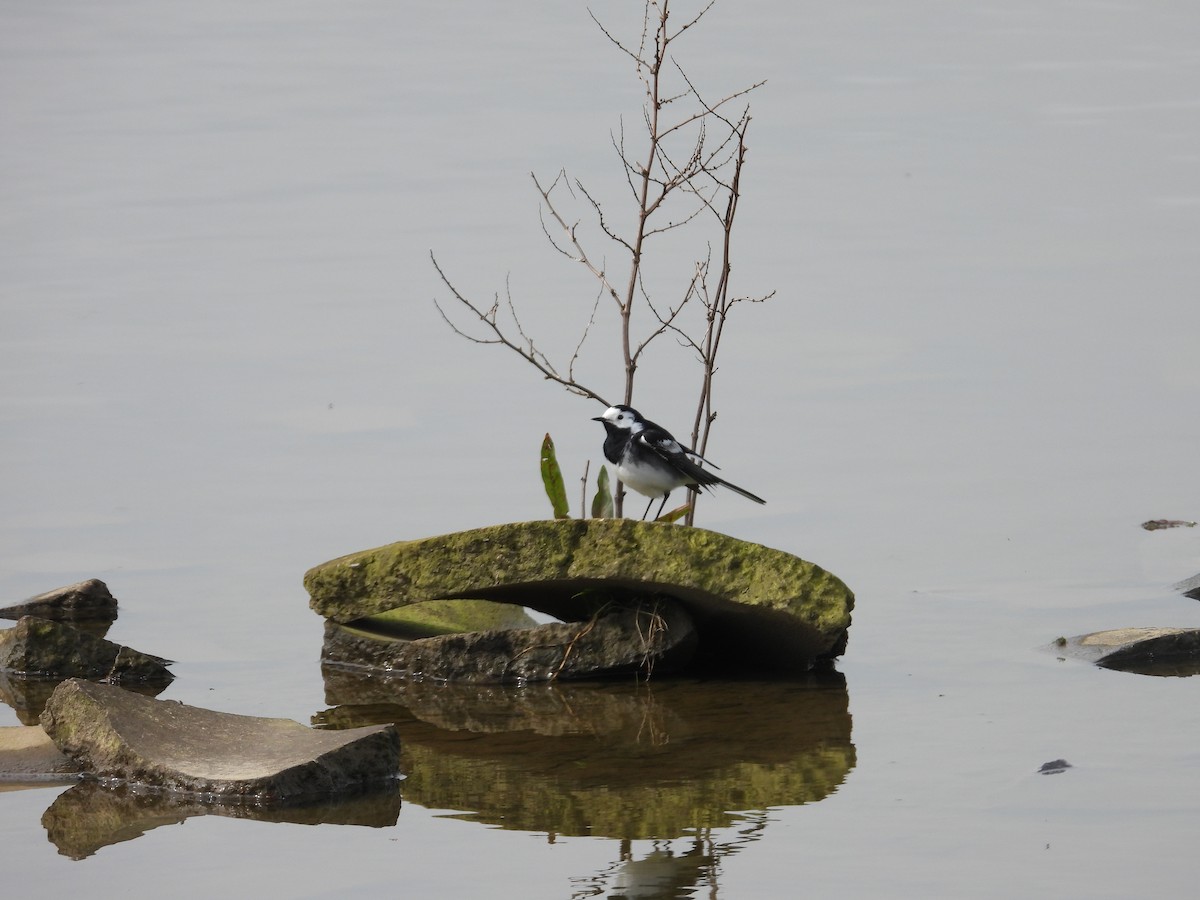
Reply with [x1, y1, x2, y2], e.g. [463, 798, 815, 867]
[305, 519, 853, 673]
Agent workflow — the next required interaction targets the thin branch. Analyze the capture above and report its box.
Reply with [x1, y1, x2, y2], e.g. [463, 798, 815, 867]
[666, 0, 716, 41]
[568, 282, 605, 385]
[533, 172, 625, 309]
[575, 179, 635, 253]
[587, 7, 649, 67]
[431, 251, 611, 406]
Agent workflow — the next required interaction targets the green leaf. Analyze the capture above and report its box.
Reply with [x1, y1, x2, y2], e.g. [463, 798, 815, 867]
[540, 433, 571, 519]
[591, 465, 615, 519]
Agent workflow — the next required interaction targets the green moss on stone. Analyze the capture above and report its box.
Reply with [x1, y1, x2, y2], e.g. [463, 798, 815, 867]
[363, 599, 537, 638]
[305, 520, 853, 670]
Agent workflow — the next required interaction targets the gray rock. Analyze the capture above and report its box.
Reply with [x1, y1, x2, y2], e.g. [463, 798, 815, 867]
[1175, 572, 1200, 601]
[323, 596, 697, 682]
[305, 519, 854, 672]
[0, 616, 173, 682]
[40, 679, 400, 804]
[0, 579, 118, 623]
[1053, 627, 1200, 676]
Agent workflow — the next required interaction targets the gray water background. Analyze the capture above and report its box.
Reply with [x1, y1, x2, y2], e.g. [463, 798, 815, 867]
[3, 1, 1199, 897]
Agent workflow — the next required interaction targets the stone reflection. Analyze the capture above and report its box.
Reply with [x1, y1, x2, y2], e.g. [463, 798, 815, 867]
[317, 665, 854, 840]
[0, 672, 169, 725]
[40, 780, 402, 860]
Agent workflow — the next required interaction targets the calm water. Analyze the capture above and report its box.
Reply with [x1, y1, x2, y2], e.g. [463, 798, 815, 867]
[3, 1, 1199, 897]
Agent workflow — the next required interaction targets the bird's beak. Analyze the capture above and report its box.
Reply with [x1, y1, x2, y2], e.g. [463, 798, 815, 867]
[591, 416, 604, 422]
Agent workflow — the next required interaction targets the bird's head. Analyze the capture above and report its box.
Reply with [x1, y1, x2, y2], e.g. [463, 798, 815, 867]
[592, 404, 642, 432]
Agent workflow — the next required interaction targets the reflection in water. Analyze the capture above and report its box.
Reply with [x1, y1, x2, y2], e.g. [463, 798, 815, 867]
[0, 672, 170, 725]
[317, 666, 854, 841]
[40, 780, 401, 860]
[571, 826, 766, 900]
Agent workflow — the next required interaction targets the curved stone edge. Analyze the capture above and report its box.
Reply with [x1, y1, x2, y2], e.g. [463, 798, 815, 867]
[304, 519, 854, 667]
[40, 680, 401, 804]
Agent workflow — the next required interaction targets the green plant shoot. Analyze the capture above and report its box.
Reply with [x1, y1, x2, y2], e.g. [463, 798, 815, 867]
[591, 465, 615, 519]
[540, 433, 571, 519]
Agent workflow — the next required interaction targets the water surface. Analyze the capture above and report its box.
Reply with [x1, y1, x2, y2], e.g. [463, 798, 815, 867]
[3, 1, 1199, 897]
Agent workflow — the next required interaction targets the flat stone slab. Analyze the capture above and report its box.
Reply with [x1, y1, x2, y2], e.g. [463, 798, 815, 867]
[40, 680, 401, 804]
[0, 725, 82, 781]
[0, 578, 118, 623]
[0, 616, 173, 682]
[1055, 627, 1200, 676]
[323, 597, 697, 682]
[305, 519, 854, 672]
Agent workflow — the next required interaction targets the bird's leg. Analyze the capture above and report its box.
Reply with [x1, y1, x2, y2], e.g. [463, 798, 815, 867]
[653, 493, 670, 521]
[641, 496, 655, 521]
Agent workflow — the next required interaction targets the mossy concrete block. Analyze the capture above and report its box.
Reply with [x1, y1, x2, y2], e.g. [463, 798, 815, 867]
[40, 680, 401, 804]
[305, 519, 854, 671]
[0, 617, 173, 682]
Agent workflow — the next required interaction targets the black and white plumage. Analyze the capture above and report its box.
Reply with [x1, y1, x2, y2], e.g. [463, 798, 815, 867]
[593, 404, 766, 520]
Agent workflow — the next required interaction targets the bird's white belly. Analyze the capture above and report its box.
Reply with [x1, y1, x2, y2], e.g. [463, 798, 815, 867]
[616, 455, 689, 499]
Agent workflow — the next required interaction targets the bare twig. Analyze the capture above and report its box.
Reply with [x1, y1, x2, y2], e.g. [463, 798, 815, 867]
[431, 251, 610, 406]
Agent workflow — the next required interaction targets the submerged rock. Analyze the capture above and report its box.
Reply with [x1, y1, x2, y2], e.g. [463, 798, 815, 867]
[40, 679, 400, 804]
[1038, 758, 1073, 775]
[323, 597, 696, 683]
[1054, 627, 1200, 676]
[305, 519, 854, 673]
[0, 579, 118, 623]
[1175, 572, 1200, 601]
[0, 616, 173, 682]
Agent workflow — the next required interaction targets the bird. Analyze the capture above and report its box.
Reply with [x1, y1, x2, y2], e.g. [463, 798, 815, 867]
[593, 404, 766, 520]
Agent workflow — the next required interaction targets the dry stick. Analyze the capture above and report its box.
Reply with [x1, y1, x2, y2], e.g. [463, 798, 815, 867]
[686, 123, 746, 525]
[633, 602, 668, 681]
[580, 458, 591, 519]
[502, 600, 614, 682]
[550, 612, 605, 681]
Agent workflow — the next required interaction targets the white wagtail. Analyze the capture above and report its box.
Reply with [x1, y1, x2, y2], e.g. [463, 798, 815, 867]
[593, 404, 766, 520]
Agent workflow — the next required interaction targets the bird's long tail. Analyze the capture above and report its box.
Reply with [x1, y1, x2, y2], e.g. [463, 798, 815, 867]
[713, 476, 766, 505]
